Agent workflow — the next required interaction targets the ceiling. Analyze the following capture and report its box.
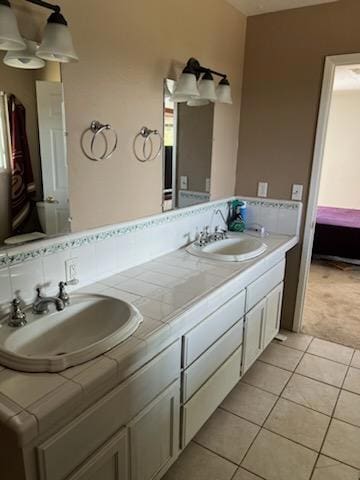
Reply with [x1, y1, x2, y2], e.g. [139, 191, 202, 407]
[226, 0, 339, 16]
[333, 65, 360, 91]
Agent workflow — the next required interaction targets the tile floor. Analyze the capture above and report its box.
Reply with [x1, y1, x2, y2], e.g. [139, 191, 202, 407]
[163, 331, 360, 480]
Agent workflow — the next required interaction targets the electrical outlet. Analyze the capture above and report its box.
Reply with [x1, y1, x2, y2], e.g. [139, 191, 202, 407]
[258, 182, 268, 198]
[205, 177, 211, 193]
[180, 176, 188, 190]
[65, 258, 78, 283]
[292, 184, 303, 201]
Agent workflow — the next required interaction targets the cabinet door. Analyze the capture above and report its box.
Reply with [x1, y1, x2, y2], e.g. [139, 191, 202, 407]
[242, 298, 266, 374]
[66, 428, 128, 480]
[264, 283, 283, 348]
[128, 380, 180, 480]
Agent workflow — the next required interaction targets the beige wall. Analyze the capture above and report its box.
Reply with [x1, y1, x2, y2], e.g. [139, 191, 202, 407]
[54, 0, 246, 231]
[235, 0, 360, 329]
[319, 89, 360, 209]
[177, 103, 214, 193]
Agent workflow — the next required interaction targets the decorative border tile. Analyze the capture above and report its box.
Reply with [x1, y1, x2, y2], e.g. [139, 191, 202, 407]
[0, 195, 301, 267]
[3, 198, 233, 266]
[239, 197, 301, 210]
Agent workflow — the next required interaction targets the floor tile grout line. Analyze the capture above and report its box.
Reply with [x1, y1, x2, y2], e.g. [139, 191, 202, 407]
[191, 440, 240, 468]
[309, 348, 358, 480]
[261, 424, 326, 455]
[230, 465, 267, 480]
[238, 358, 300, 476]
[305, 334, 359, 354]
[303, 350, 355, 368]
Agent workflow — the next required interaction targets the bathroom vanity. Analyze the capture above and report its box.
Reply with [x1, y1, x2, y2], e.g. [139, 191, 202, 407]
[0, 231, 297, 480]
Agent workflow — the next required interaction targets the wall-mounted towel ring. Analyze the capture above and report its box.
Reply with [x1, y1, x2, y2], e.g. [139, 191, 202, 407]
[133, 126, 163, 163]
[81, 120, 118, 161]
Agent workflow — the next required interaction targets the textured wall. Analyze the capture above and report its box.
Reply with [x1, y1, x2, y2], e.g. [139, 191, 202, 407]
[54, 0, 247, 231]
[235, 0, 360, 329]
[319, 90, 360, 209]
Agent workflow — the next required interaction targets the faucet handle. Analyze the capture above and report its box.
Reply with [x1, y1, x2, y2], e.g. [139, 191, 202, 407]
[35, 287, 42, 298]
[58, 281, 70, 304]
[8, 298, 27, 327]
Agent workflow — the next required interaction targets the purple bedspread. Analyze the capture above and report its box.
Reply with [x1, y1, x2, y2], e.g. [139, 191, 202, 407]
[317, 206, 360, 229]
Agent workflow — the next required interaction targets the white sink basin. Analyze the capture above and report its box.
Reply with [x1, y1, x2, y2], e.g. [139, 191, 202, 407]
[187, 233, 267, 262]
[0, 294, 143, 373]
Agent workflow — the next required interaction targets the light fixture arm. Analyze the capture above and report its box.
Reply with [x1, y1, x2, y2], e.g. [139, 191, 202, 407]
[185, 57, 227, 81]
[25, 0, 60, 13]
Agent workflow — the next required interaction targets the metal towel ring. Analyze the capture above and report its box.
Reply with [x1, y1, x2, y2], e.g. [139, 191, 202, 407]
[81, 120, 118, 161]
[133, 126, 163, 163]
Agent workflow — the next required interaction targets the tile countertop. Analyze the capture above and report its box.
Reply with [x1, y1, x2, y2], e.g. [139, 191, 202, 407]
[0, 233, 298, 446]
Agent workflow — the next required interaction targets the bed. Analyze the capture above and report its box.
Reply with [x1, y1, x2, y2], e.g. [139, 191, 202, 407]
[313, 206, 360, 262]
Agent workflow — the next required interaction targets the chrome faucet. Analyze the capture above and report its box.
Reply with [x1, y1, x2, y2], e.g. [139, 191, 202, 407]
[33, 288, 65, 314]
[57, 279, 78, 305]
[214, 208, 228, 231]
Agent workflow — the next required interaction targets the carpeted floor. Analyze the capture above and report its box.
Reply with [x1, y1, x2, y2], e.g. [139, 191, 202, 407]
[302, 260, 360, 349]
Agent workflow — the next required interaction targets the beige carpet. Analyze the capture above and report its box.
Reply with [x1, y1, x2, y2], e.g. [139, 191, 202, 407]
[302, 260, 360, 349]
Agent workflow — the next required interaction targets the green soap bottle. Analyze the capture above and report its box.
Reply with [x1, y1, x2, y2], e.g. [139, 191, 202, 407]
[228, 200, 246, 232]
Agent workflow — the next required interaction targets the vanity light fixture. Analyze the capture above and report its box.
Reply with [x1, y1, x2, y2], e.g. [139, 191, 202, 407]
[0, 0, 26, 51]
[36, 6, 78, 63]
[0, 0, 78, 66]
[4, 38, 46, 69]
[216, 77, 233, 105]
[174, 57, 233, 106]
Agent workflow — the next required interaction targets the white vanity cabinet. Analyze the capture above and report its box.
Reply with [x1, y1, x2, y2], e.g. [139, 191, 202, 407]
[128, 380, 180, 480]
[11, 256, 290, 480]
[180, 290, 246, 447]
[36, 341, 181, 480]
[65, 428, 128, 480]
[243, 298, 266, 373]
[263, 282, 283, 348]
[243, 279, 284, 374]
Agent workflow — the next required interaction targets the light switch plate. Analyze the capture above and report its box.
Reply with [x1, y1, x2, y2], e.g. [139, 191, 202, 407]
[292, 184, 303, 201]
[180, 176, 188, 190]
[258, 182, 268, 198]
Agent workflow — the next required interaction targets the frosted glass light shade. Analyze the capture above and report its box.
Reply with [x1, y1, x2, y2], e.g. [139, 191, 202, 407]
[198, 73, 217, 102]
[37, 15, 78, 63]
[4, 39, 45, 69]
[0, 3, 26, 51]
[174, 72, 199, 98]
[187, 98, 209, 107]
[216, 80, 233, 104]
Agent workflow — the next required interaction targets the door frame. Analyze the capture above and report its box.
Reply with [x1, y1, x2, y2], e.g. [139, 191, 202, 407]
[293, 52, 360, 332]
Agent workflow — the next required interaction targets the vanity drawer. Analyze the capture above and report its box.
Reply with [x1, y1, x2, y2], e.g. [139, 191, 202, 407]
[246, 260, 285, 312]
[183, 289, 245, 368]
[183, 319, 243, 402]
[182, 347, 242, 447]
[37, 340, 181, 480]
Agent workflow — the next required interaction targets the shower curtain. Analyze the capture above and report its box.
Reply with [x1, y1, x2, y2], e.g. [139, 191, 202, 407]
[8, 95, 35, 232]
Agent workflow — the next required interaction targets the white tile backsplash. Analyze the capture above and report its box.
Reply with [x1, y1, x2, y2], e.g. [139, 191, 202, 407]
[9, 258, 44, 305]
[0, 196, 302, 311]
[0, 267, 11, 314]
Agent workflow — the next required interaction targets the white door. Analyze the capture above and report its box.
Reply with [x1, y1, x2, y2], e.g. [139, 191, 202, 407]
[66, 428, 128, 480]
[264, 283, 283, 348]
[242, 299, 266, 374]
[36, 80, 70, 235]
[128, 381, 180, 480]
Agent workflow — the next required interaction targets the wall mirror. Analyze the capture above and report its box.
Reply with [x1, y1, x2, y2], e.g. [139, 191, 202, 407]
[163, 79, 214, 211]
[0, 53, 69, 249]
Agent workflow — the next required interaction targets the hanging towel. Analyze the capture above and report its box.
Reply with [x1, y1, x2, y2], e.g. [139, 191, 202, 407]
[8, 95, 35, 232]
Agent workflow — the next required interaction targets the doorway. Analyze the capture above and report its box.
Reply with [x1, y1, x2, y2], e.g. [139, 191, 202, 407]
[294, 54, 360, 348]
